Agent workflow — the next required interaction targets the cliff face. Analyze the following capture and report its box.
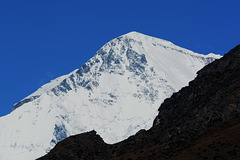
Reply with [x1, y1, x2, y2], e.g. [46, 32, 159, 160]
[39, 45, 240, 160]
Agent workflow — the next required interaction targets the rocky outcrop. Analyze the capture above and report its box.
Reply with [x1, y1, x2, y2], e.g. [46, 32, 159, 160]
[39, 45, 240, 160]
[170, 117, 240, 159]
[39, 131, 110, 160]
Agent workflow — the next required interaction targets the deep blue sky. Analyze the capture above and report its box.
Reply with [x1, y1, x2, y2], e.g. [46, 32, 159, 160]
[0, 0, 239, 116]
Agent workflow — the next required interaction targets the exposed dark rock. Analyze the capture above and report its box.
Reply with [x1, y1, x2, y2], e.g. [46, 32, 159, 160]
[39, 45, 240, 160]
[126, 48, 147, 73]
[38, 131, 110, 160]
[51, 124, 68, 145]
[12, 95, 40, 110]
[170, 117, 240, 160]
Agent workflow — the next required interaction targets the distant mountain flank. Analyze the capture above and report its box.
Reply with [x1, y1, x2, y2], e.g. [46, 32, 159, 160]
[39, 45, 240, 160]
[0, 32, 220, 160]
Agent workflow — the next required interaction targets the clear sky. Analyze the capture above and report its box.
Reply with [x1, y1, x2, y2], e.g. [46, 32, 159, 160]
[0, 0, 239, 117]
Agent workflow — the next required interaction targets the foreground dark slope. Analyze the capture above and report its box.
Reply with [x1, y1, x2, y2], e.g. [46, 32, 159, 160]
[39, 45, 240, 160]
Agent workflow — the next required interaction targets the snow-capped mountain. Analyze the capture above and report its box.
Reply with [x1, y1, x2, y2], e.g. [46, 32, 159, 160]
[0, 31, 221, 160]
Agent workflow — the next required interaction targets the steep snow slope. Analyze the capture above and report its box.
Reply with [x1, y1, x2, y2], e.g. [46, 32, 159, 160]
[0, 32, 221, 159]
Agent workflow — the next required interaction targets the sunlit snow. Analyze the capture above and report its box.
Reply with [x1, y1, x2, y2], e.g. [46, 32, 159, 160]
[0, 31, 221, 160]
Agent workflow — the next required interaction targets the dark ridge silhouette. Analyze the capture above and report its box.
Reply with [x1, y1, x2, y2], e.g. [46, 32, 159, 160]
[39, 45, 240, 160]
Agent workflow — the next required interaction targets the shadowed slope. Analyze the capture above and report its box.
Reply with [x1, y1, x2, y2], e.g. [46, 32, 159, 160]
[170, 117, 240, 160]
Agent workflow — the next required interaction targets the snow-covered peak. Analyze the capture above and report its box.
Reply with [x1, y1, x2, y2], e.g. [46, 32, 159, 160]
[121, 31, 142, 37]
[13, 32, 221, 111]
[121, 31, 170, 43]
[121, 31, 163, 42]
[1, 32, 221, 160]
[119, 31, 174, 48]
[111, 31, 221, 60]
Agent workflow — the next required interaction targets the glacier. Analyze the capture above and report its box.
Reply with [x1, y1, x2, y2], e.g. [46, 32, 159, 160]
[0, 31, 221, 160]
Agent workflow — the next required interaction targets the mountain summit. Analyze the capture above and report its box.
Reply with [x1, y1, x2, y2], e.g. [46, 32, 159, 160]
[0, 32, 220, 159]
